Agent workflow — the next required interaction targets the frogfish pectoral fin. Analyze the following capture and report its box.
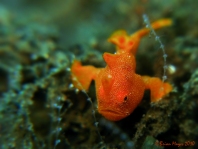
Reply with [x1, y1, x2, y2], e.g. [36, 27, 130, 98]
[142, 76, 172, 102]
[71, 60, 99, 91]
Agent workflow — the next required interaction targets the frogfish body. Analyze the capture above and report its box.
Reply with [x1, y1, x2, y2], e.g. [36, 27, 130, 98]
[71, 19, 172, 121]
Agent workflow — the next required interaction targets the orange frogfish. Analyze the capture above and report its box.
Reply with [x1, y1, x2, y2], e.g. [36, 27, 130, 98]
[71, 19, 172, 121]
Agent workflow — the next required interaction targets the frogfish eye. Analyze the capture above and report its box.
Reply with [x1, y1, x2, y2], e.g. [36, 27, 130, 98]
[124, 96, 128, 101]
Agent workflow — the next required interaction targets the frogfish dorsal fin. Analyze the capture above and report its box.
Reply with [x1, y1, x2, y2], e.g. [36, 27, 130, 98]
[107, 30, 134, 53]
